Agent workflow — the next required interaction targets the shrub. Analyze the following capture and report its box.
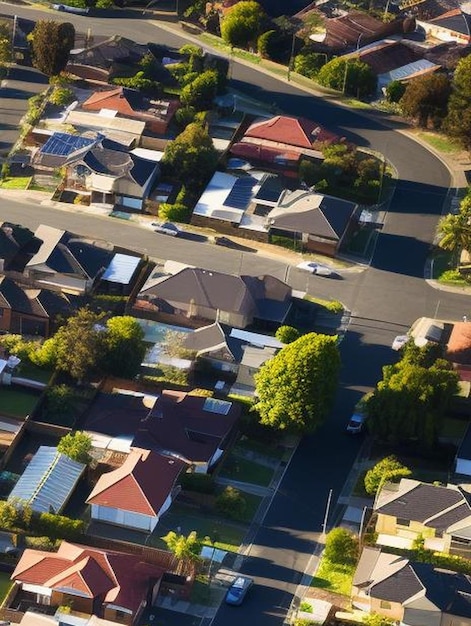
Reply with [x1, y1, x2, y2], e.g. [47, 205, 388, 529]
[364, 456, 412, 496]
[216, 486, 247, 520]
[57, 431, 92, 464]
[49, 87, 74, 106]
[325, 300, 344, 314]
[275, 325, 300, 344]
[324, 528, 359, 565]
[175, 105, 197, 129]
[36, 512, 85, 540]
[158, 202, 192, 223]
[294, 51, 326, 79]
[385, 80, 406, 103]
[257, 29, 278, 59]
[180, 472, 215, 494]
[44, 384, 75, 419]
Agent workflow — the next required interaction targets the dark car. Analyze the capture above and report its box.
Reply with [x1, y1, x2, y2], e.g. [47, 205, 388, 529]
[225, 576, 253, 606]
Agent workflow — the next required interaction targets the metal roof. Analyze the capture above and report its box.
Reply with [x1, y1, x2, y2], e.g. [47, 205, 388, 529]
[102, 253, 140, 285]
[39, 132, 95, 157]
[8, 446, 85, 514]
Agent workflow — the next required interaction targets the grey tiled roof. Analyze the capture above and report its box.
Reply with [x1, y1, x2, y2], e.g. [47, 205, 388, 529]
[376, 482, 464, 523]
[371, 562, 423, 603]
[425, 501, 471, 531]
[410, 562, 471, 617]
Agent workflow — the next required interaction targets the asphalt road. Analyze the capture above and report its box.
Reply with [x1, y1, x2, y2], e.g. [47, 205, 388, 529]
[0, 7, 469, 626]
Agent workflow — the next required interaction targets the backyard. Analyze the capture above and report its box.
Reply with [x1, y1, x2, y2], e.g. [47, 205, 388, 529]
[0, 386, 41, 418]
[0, 571, 13, 603]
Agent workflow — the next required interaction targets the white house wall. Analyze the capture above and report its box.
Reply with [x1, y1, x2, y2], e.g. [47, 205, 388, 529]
[90, 504, 157, 532]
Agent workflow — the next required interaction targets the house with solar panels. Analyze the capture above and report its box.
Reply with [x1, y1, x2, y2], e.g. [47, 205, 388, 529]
[8, 446, 85, 514]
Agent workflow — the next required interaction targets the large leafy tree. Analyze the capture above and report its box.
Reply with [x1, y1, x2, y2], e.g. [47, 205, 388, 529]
[221, 1, 266, 49]
[317, 57, 377, 98]
[180, 69, 219, 111]
[253, 333, 340, 433]
[162, 531, 202, 574]
[103, 316, 146, 379]
[162, 122, 218, 187]
[436, 189, 471, 262]
[400, 73, 451, 128]
[366, 345, 459, 449]
[57, 431, 92, 464]
[444, 55, 471, 149]
[30, 20, 75, 76]
[364, 456, 412, 496]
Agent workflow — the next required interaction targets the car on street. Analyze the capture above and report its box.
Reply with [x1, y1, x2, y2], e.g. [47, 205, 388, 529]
[296, 261, 338, 277]
[225, 576, 253, 606]
[346, 412, 367, 434]
[52, 4, 90, 13]
[392, 335, 409, 351]
[151, 222, 181, 237]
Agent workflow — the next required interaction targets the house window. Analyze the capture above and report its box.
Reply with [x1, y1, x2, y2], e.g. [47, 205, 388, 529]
[114, 610, 128, 623]
[396, 518, 410, 527]
[380, 600, 392, 610]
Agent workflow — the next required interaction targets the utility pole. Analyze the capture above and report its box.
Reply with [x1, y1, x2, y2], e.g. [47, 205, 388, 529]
[322, 488, 333, 536]
[287, 32, 296, 82]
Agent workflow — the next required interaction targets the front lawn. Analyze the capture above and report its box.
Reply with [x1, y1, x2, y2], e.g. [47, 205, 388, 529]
[234, 437, 285, 460]
[219, 455, 274, 487]
[418, 132, 461, 154]
[0, 176, 32, 190]
[311, 557, 355, 596]
[0, 571, 13, 603]
[0, 387, 41, 418]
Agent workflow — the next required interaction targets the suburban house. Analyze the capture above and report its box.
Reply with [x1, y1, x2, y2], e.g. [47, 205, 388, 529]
[133, 391, 240, 472]
[418, 8, 471, 44]
[230, 115, 340, 173]
[63, 110, 145, 145]
[10, 540, 166, 625]
[8, 446, 85, 514]
[86, 448, 186, 532]
[64, 141, 159, 211]
[351, 40, 441, 94]
[0, 275, 71, 336]
[24, 225, 115, 295]
[134, 266, 292, 329]
[82, 87, 179, 135]
[446, 321, 471, 371]
[374, 478, 471, 556]
[67, 35, 149, 83]
[352, 546, 471, 625]
[191, 172, 358, 256]
[184, 323, 283, 394]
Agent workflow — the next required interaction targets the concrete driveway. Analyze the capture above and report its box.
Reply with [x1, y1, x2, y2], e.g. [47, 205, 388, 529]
[0, 65, 47, 156]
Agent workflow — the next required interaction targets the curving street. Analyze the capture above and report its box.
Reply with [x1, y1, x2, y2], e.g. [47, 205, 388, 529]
[0, 6, 469, 625]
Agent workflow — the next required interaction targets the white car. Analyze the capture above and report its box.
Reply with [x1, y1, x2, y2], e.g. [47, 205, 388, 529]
[296, 261, 337, 277]
[152, 222, 181, 237]
[53, 4, 89, 13]
[392, 335, 409, 351]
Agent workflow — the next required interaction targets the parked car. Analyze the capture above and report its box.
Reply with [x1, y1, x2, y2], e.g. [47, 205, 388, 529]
[225, 576, 254, 606]
[52, 4, 90, 13]
[296, 261, 338, 277]
[346, 412, 367, 434]
[152, 222, 181, 237]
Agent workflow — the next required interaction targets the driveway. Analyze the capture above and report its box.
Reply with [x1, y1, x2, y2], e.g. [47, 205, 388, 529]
[0, 65, 47, 156]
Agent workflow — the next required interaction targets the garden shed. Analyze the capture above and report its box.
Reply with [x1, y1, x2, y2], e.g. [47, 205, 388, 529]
[8, 445, 85, 513]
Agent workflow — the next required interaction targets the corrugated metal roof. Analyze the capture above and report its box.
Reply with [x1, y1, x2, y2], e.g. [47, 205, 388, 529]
[102, 253, 140, 285]
[8, 446, 85, 514]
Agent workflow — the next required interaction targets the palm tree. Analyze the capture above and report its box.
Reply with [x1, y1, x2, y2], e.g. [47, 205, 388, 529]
[436, 212, 471, 264]
[163, 530, 202, 574]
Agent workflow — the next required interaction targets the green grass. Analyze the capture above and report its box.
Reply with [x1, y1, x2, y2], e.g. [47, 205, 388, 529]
[0, 387, 41, 418]
[153, 504, 246, 552]
[0, 177, 32, 190]
[214, 490, 263, 523]
[303, 294, 344, 314]
[219, 455, 274, 487]
[234, 437, 285, 460]
[418, 132, 461, 154]
[311, 557, 354, 596]
[0, 571, 13, 603]
[18, 362, 52, 385]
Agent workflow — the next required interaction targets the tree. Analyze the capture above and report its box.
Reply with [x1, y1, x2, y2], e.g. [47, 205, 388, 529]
[221, 1, 266, 49]
[364, 456, 412, 496]
[317, 57, 377, 98]
[42, 308, 106, 381]
[294, 51, 327, 79]
[162, 531, 202, 573]
[366, 350, 459, 449]
[436, 193, 471, 262]
[57, 431, 92, 464]
[444, 55, 471, 149]
[385, 80, 406, 103]
[162, 122, 218, 187]
[257, 30, 278, 59]
[49, 87, 74, 106]
[400, 73, 451, 128]
[275, 325, 300, 344]
[253, 333, 340, 433]
[180, 69, 219, 111]
[324, 528, 359, 565]
[31, 21, 75, 76]
[216, 486, 247, 520]
[0, 21, 12, 66]
[44, 384, 75, 419]
[362, 615, 396, 626]
[102, 316, 146, 379]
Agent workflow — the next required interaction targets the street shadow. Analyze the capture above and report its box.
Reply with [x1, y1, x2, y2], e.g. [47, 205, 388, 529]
[371, 231, 431, 278]
[0, 87, 38, 99]
[8, 67, 48, 84]
[178, 232, 207, 243]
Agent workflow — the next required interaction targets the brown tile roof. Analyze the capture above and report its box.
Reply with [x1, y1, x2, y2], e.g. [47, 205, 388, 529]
[133, 390, 240, 464]
[12, 541, 164, 614]
[447, 322, 471, 365]
[86, 448, 185, 515]
[357, 41, 422, 74]
[244, 115, 338, 148]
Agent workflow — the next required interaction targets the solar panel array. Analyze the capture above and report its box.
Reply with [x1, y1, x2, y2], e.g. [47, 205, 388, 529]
[223, 177, 257, 210]
[8, 446, 85, 514]
[203, 397, 232, 415]
[40, 132, 95, 156]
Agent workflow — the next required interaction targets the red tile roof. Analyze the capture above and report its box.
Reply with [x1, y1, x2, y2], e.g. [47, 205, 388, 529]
[12, 541, 164, 614]
[86, 448, 185, 516]
[447, 322, 471, 365]
[230, 141, 302, 165]
[244, 115, 338, 149]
